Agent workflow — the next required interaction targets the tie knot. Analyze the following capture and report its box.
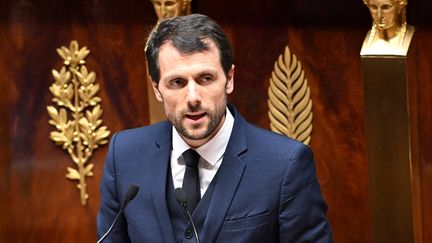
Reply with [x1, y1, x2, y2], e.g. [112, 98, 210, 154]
[182, 149, 200, 168]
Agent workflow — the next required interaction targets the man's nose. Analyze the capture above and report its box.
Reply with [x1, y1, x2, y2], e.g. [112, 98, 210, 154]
[186, 81, 201, 105]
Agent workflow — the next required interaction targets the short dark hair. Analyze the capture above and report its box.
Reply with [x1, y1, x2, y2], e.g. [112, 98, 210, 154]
[145, 14, 233, 83]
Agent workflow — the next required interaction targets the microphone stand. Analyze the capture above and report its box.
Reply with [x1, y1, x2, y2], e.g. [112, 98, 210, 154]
[175, 188, 200, 243]
[97, 184, 139, 243]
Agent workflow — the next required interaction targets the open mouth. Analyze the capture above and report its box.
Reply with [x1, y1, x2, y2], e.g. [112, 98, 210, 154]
[186, 113, 206, 121]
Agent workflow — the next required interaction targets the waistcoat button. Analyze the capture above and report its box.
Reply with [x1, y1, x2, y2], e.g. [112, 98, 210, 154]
[185, 229, 193, 239]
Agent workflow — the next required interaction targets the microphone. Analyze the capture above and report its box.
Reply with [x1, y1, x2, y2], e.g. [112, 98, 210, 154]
[97, 184, 140, 243]
[174, 188, 200, 243]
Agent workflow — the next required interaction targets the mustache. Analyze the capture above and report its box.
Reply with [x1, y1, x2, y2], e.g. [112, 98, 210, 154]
[186, 103, 205, 113]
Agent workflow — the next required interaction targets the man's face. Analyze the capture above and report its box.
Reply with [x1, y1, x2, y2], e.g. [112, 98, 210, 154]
[367, 0, 400, 31]
[152, 40, 234, 148]
[151, 0, 183, 20]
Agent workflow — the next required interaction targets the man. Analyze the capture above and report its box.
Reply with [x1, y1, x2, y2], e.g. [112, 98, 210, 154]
[97, 14, 332, 242]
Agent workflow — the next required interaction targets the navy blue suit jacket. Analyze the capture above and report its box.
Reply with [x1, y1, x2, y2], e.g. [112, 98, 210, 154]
[97, 106, 332, 242]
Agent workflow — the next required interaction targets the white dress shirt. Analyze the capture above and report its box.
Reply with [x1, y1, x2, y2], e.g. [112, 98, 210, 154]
[170, 107, 234, 197]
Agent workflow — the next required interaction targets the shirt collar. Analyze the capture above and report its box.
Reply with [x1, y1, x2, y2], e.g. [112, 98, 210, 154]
[172, 107, 234, 165]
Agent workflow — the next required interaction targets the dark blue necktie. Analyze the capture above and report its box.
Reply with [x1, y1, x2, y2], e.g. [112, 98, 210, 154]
[182, 149, 201, 212]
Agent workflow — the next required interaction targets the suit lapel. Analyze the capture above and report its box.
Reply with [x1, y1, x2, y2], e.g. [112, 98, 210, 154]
[200, 153, 246, 242]
[148, 122, 176, 243]
[200, 106, 248, 243]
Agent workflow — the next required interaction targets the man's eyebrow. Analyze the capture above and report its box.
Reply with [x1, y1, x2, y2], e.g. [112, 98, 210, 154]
[195, 69, 218, 76]
[162, 68, 218, 80]
[161, 74, 184, 82]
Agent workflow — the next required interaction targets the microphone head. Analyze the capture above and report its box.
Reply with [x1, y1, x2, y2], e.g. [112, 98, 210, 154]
[174, 187, 187, 206]
[122, 184, 139, 208]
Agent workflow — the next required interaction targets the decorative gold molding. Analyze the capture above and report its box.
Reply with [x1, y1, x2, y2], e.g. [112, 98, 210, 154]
[268, 46, 313, 145]
[47, 40, 110, 205]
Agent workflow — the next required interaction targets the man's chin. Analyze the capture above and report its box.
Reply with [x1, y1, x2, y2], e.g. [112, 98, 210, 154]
[182, 130, 208, 141]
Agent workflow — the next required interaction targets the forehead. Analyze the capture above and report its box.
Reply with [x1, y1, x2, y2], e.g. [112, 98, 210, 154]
[158, 39, 220, 63]
[368, 0, 395, 5]
[157, 41, 222, 75]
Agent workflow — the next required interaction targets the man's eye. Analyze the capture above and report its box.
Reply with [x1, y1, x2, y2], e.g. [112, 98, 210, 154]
[170, 79, 185, 87]
[202, 75, 213, 82]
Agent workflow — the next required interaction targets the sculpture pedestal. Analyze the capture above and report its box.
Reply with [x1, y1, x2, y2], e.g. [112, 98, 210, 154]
[361, 43, 421, 242]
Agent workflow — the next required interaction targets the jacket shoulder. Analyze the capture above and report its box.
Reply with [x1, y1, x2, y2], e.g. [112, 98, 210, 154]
[110, 121, 171, 151]
[245, 122, 312, 160]
[247, 123, 306, 147]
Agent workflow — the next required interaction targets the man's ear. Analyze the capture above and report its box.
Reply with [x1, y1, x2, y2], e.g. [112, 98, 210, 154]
[151, 80, 163, 102]
[226, 64, 235, 94]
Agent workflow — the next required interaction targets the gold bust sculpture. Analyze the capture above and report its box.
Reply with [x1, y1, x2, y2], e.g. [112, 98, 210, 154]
[150, 0, 191, 22]
[361, 0, 414, 55]
[146, 0, 192, 49]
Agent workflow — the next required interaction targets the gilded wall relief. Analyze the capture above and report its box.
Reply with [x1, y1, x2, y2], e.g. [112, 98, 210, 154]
[268, 46, 313, 145]
[47, 41, 110, 205]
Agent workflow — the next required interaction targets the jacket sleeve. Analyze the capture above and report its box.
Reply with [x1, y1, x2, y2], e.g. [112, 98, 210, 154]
[279, 145, 333, 242]
[97, 133, 131, 243]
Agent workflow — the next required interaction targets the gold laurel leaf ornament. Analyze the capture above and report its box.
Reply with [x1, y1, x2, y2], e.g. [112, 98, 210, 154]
[268, 46, 313, 145]
[47, 40, 110, 205]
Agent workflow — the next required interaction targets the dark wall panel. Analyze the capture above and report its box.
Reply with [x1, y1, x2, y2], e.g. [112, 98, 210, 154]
[0, 1, 152, 242]
[416, 29, 432, 243]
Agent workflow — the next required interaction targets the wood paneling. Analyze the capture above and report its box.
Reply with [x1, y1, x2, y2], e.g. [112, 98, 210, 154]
[1, 0, 431, 242]
[415, 29, 432, 243]
[0, 1, 152, 242]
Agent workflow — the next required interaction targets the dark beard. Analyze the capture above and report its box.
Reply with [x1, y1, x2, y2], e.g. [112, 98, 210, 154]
[169, 101, 226, 141]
